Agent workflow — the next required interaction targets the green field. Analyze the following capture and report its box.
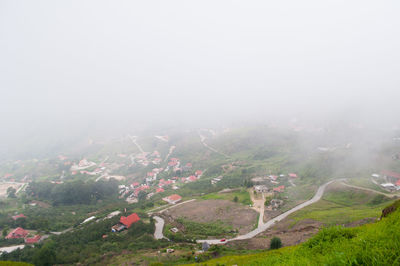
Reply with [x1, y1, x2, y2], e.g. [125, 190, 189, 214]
[286, 184, 393, 226]
[199, 189, 251, 206]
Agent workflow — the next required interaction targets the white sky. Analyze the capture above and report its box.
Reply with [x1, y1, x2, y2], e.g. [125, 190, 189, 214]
[0, 0, 400, 137]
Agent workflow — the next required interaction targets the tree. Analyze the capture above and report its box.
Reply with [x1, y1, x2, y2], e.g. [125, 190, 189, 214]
[233, 196, 238, 203]
[138, 190, 147, 202]
[270, 237, 282, 250]
[7, 187, 16, 198]
[2, 227, 8, 237]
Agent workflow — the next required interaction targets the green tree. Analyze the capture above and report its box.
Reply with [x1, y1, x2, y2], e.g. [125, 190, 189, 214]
[7, 187, 16, 198]
[32, 241, 56, 266]
[270, 237, 282, 250]
[138, 190, 147, 202]
[2, 227, 8, 237]
[233, 196, 239, 203]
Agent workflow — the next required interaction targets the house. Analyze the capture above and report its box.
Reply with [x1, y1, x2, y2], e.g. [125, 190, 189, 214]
[269, 175, 278, 181]
[25, 235, 41, 244]
[170, 227, 179, 233]
[12, 214, 26, 220]
[254, 185, 269, 193]
[162, 194, 182, 204]
[188, 175, 197, 182]
[6, 227, 29, 239]
[273, 185, 285, 193]
[288, 173, 298, 178]
[112, 213, 140, 232]
[156, 188, 165, 193]
[381, 170, 400, 183]
[381, 183, 396, 191]
[195, 170, 203, 177]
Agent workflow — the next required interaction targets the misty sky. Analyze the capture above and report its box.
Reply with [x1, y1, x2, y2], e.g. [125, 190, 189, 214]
[1, 0, 400, 137]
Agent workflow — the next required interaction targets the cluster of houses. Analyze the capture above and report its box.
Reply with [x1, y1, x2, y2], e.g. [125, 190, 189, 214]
[374, 170, 400, 192]
[251, 172, 298, 194]
[5, 214, 41, 244]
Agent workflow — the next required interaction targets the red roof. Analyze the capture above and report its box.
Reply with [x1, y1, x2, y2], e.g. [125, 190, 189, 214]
[188, 175, 197, 182]
[120, 213, 140, 228]
[168, 161, 177, 166]
[382, 170, 400, 179]
[396, 179, 400, 186]
[147, 172, 155, 177]
[273, 185, 285, 192]
[132, 182, 140, 187]
[25, 235, 41, 244]
[6, 227, 29, 239]
[12, 214, 27, 220]
[186, 163, 192, 167]
[156, 188, 165, 193]
[166, 194, 182, 202]
[195, 170, 203, 176]
[289, 173, 298, 178]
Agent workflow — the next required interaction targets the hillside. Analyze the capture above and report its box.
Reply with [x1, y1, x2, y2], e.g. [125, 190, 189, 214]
[184, 200, 400, 265]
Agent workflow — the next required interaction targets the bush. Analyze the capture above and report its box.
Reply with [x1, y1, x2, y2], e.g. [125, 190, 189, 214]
[270, 237, 282, 250]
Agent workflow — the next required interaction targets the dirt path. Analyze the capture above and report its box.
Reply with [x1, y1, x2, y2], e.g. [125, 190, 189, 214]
[249, 189, 265, 227]
[198, 133, 230, 158]
[153, 216, 165, 240]
[197, 180, 335, 244]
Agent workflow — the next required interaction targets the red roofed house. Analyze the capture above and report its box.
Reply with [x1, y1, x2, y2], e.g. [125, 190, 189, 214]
[188, 175, 197, 182]
[156, 188, 165, 193]
[25, 235, 41, 244]
[396, 179, 400, 186]
[163, 194, 182, 204]
[131, 182, 140, 187]
[382, 170, 400, 184]
[147, 172, 155, 177]
[288, 173, 298, 178]
[12, 214, 27, 220]
[273, 185, 285, 193]
[6, 227, 29, 239]
[112, 213, 140, 232]
[195, 170, 203, 176]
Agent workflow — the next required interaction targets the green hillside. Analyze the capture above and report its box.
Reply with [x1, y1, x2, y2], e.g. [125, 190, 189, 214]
[184, 200, 400, 265]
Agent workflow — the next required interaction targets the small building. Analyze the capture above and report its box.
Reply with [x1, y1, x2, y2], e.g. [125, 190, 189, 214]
[25, 235, 41, 244]
[288, 173, 298, 178]
[6, 227, 29, 239]
[202, 242, 210, 252]
[12, 214, 27, 221]
[170, 227, 179, 233]
[273, 185, 285, 193]
[162, 194, 182, 204]
[253, 185, 269, 193]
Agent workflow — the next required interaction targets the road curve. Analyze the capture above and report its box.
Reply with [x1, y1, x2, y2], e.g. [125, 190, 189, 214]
[153, 216, 165, 240]
[197, 180, 335, 244]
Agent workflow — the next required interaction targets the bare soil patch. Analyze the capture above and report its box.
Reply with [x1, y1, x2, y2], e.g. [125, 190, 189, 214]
[0, 182, 22, 197]
[164, 199, 258, 234]
[227, 218, 323, 250]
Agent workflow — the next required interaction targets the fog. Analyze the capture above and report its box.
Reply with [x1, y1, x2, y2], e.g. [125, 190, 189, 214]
[1, 0, 400, 157]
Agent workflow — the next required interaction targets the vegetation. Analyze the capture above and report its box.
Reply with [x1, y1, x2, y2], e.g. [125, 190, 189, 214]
[185, 200, 400, 265]
[270, 237, 282, 250]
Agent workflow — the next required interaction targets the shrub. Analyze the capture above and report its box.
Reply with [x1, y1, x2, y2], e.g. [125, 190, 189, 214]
[270, 237, 282, 250]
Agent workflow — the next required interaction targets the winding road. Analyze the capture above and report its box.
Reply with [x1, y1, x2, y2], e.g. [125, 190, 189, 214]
[197, 180, 335, 244]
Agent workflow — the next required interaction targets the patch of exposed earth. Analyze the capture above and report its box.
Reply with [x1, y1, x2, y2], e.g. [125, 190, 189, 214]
[163, 199, 258, 234]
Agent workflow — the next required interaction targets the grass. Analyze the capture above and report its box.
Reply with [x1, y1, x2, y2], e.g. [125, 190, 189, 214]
[175, 218, 235, 239]
[199, 189, 251, 206]
[286, 184, 393, 227]
[183, 200, 400, 265]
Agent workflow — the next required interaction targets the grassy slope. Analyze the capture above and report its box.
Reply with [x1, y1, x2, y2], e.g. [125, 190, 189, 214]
[286, 184, 393, 226]
[185, 201, 400, 266]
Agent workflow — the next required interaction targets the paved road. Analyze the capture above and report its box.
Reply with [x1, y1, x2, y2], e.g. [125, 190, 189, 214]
[197, 180, 335, 244]
[0, 244, 25, 254]
[153, 216, 165, 240]
[340, 181, 398, 198]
